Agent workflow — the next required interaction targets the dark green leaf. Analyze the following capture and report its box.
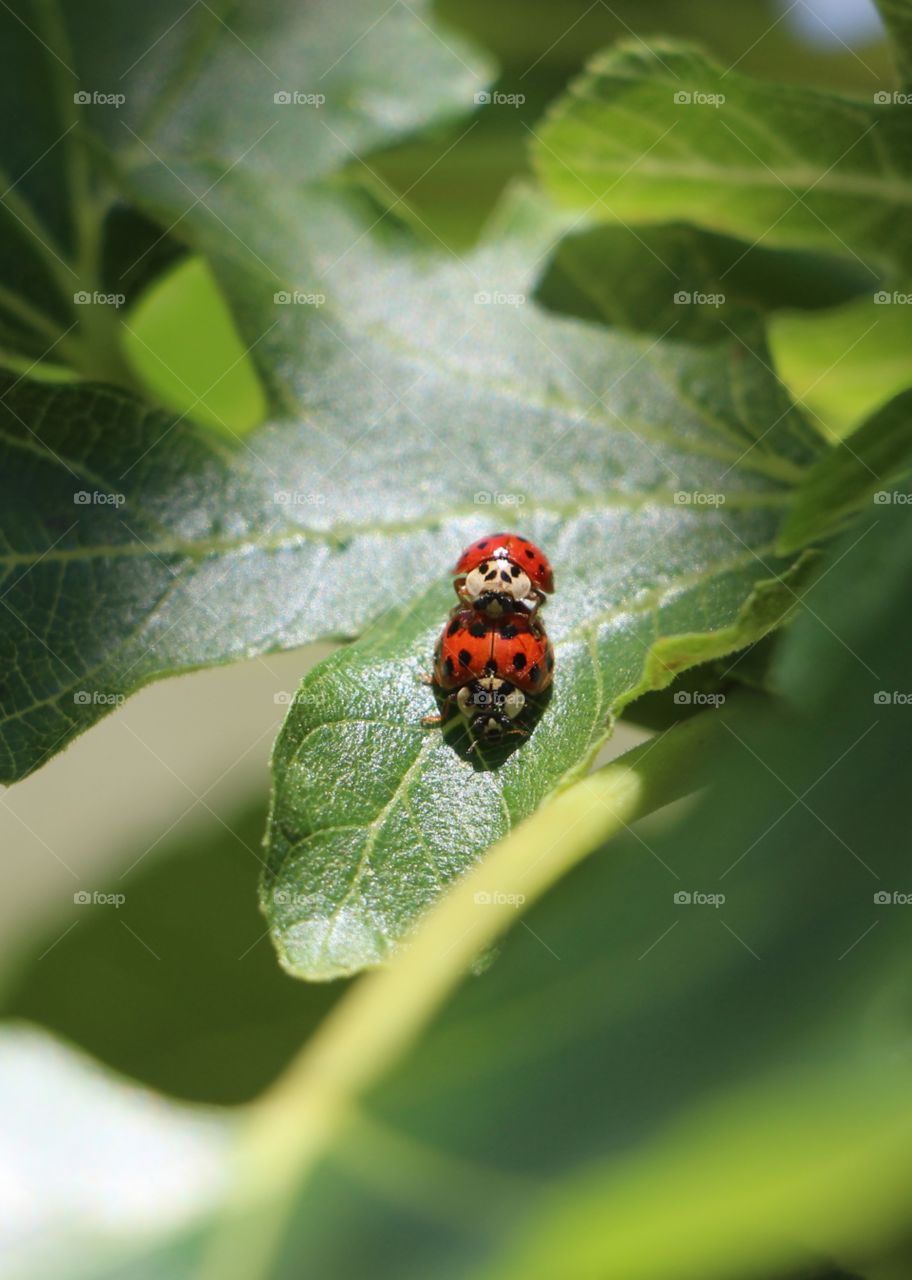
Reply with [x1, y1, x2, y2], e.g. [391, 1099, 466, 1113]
[778, 388, 912, 552]
[1, 799, 346, 1104]
[535, 223, 871, 341]
[245, 486, 912, 1279]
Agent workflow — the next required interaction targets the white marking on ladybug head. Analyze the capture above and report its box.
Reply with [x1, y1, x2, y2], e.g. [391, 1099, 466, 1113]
[462, 559, 533, 609]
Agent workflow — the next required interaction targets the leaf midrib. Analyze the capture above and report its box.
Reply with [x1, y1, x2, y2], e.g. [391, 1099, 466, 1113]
[0, 489, 794, 572]
[554, 147, 912, 210]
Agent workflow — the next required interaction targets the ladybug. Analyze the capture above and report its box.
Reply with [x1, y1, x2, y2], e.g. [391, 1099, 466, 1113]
[453, 532, 554, 618]
[427, 609, 554, 747]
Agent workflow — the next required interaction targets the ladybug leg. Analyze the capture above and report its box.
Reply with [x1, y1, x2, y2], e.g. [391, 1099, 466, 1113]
[422, 692, 456, 727]
[417, 671, 435, 686]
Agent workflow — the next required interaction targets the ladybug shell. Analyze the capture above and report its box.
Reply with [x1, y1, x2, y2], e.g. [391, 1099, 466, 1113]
[434, 610, 555, 695]
[453, 533, 554, 594]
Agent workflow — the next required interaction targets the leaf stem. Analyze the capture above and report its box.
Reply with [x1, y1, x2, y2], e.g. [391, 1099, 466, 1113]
[195, 709, 721, 1280]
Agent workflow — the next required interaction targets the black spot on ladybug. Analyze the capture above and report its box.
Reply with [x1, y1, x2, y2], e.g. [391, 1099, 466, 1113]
[469, 621, 486, 637]
[485, 569, 498, 581]
[510, 565, 521, 578]
[444, 656, 455, 677]
[477, 540, 488, 550]
[501, 623, 518, 639]
[500, 571, 511, 583]
[546, 652, 555, 671]
[529, 662, 541, 684]
[538, 562, 546, 575]
[525, 548, 535, 559]
[458, 649, 472, 668]
[484, 659, 498, 674]
[512, 652, 527, 671]
[447, 617, 461, 637]
[479, 561, 489, 573]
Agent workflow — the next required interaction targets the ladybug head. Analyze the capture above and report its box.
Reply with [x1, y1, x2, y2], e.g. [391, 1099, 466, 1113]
[457, 678, 525, 743]
[460, 556, 534, 617]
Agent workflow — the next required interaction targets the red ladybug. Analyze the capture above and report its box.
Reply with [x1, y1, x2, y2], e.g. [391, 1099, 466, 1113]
[453, 532, 554, 618]
[427, 609, 554, 747]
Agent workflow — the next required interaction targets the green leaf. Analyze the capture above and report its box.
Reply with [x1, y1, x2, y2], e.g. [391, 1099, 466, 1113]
[769, 293, 912, 441]
[0, 190, 816, 785]
[0, 0, 489, 376]
[778, 388, 912, 553]
[210, 491, 912, 1280]
[535, 222, 871, 341]
[253, 215, 823, 977]
[1, 798, 348, 1104]
[533, 40, 910, 282]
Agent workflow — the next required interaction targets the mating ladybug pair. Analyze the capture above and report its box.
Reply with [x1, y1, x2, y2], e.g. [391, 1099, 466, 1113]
[424, 533, 555, 750]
